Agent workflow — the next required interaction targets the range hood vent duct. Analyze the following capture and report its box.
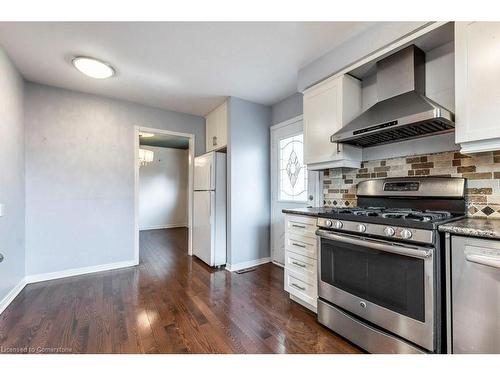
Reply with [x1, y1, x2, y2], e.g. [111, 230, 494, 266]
[331, 45, 454, 148]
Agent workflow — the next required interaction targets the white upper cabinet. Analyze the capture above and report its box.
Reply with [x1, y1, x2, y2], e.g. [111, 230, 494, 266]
[455, 22, 500, 153]
[205, 101, 228, 152]
[303, 74, 362, 170]
[206, 109, 217, 151]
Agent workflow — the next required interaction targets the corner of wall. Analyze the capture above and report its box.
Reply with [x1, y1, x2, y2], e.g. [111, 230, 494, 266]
[0, 46, 27, 314]
[226, 97, 272, 266]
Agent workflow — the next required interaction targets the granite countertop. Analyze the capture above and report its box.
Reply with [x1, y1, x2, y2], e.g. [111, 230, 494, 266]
[281, 207, 328, 217]
[439, 218, 500, 240]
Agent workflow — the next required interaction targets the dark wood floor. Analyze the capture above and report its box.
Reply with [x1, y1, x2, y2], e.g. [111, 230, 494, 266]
[0, 228, 360, 354]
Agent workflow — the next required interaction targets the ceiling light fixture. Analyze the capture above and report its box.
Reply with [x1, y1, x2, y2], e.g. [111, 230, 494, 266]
[72, 56, 115, 79]
[139, 148, 154, 166]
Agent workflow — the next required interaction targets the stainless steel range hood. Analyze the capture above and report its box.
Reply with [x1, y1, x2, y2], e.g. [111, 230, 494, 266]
[331, 45, 454, 148]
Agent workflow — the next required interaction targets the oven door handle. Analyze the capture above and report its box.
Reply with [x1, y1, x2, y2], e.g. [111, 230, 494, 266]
[316, 229, 433, 259]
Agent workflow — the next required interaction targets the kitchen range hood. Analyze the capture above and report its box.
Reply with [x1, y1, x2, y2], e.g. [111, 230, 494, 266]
[331, 45, 454, 148]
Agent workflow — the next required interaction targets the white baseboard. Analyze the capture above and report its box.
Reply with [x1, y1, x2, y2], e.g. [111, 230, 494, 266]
[25, 259, 138, 284]
[225, 257, 271, 272]
[0, 277, 27, 316]
[139, 223, 188, 231]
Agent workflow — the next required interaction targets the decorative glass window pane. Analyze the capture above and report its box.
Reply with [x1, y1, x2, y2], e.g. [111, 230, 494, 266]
[279, 134, 307, 201]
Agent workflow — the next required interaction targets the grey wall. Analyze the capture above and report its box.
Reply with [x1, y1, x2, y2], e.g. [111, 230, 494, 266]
[24, 83, 205, 275]
[227, 97, 271, 265]
[271, 92, 303, 125]
[0, 48, 25, 304]
[139, 146, 188, 230]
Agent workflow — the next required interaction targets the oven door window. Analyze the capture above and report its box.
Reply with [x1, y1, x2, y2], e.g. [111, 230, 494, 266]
[321, 238, 425, 322]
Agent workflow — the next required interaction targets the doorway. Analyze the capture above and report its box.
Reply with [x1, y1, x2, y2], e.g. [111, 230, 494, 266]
[270, 116, 320, 266]
[134, 126, 195, 264]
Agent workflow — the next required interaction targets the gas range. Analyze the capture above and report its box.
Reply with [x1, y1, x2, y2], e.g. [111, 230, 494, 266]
[317, 177, 466, 244]
[317, 207, 463, 244]
[316, 177, 466, 354]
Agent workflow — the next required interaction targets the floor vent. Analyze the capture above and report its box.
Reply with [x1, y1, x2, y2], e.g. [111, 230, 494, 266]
[235, 267, 257, 274]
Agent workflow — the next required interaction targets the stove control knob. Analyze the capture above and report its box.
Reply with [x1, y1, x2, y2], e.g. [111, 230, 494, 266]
[401, 229, 413, 239]
[334, 220, 343, 229]
[324, 219, 333, 228]
[384, 227, 395, 236]
[357, 224, 366, 233]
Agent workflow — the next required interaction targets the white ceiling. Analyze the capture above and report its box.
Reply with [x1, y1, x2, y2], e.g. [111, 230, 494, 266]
[0, 22, 374, 116]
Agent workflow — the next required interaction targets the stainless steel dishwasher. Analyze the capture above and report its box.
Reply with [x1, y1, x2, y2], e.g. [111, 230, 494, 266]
[449, 235, 500, 353]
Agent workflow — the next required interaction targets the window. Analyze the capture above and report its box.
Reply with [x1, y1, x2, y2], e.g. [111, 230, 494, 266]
[279, 133, 307, 202]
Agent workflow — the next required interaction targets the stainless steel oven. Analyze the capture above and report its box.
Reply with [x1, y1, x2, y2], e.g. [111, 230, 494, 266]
[317, 229, 435, 352]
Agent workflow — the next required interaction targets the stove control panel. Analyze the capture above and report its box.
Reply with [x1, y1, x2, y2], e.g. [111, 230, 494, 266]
[383, 181, 420, 191]
[316, 217, 433, 244]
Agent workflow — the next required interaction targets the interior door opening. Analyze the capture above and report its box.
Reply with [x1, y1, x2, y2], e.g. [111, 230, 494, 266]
[134, 127, 195, 264]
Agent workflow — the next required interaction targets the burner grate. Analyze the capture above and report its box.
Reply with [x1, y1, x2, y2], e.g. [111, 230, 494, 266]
[325, 207, 453, 223]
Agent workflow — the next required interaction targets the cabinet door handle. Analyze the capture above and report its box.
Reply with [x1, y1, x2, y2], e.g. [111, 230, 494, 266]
[291, 261, 306, 268]
[291, 224, 306, 229]
[213, 136, 217, 146]
[292, 242, 306, 248]
[291, 283, 306, 291]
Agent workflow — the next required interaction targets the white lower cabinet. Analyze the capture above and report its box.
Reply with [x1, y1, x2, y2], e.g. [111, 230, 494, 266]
[283, 214, 318, 312]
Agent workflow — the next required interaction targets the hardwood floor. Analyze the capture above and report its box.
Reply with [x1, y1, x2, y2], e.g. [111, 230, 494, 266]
[0, 228, 361, 354]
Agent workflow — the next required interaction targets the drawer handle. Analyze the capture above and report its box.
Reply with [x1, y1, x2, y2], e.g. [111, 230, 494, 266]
[292, 242, 306, 248]
[291, 283, 306, 291]
[292, 224, 306, 229]
[291, 261, 306, 268]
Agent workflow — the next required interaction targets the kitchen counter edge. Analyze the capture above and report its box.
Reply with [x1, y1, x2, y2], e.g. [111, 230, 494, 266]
[438, 217, 500, 240]
[281, 207, 327, 217]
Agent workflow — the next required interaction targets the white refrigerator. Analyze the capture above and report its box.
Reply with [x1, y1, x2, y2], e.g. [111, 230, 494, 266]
[193, 151, 227, 267]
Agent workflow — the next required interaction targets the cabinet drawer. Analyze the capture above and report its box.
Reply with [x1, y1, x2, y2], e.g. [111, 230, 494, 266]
[285, 215, 317, 238]
[285, 233, 317, 259]
[285, 251, 317, 280]
[285, 269, 317, 308]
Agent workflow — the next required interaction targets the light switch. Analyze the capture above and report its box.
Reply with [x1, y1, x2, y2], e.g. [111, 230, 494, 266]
[0, 203, 4, 217]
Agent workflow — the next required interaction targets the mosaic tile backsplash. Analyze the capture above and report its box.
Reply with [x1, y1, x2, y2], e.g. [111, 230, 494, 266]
[323, 150, 500, 218]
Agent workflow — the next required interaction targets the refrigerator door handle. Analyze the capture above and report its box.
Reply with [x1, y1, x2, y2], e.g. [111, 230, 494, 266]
[210, 164, 213, 188]
[209, 194, 212, 224]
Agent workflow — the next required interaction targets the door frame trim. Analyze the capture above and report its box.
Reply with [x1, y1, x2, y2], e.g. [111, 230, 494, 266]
[269, 115, 321, 264]
[134, 126, 195, 263]
[270, 115, 303, 131]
